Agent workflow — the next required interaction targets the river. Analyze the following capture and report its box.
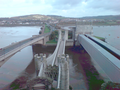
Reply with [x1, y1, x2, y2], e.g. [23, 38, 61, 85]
[0, 26, 41, 48]
[0, 26, 120, 89]
[93, 26, 120, 50]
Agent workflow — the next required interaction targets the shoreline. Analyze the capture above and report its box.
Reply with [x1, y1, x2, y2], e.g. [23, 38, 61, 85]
[0, 24, 44, 27]
[0, 24, 120, 27]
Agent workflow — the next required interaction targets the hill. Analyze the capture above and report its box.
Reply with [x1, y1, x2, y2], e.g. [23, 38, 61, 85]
[1, 14, 120, 21]
[81, 15, 120, 20]
[47, 15, 67, 19]
[11, 14, 56, 20]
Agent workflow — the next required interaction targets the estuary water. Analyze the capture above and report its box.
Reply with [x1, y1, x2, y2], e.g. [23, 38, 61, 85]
[0, 26, 41, 48]
[0, 26, 120, 50]
[93, 26, 120, 50]
[0, 26, 120, 89]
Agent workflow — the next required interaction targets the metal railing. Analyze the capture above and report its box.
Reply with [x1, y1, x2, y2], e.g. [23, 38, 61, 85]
[46, 30, 61, 66]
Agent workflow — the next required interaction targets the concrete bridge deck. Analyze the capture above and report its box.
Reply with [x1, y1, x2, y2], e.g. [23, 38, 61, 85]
[77, 34, 120, 83]
[0, 32, 51, 67]
[85, 34, 120, 59]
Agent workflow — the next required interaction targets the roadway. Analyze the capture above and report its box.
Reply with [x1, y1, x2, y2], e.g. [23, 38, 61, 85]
[0, 32, 51, 67]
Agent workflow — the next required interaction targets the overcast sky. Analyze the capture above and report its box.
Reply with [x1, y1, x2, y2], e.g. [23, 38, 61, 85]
[0, 0, 120, 18]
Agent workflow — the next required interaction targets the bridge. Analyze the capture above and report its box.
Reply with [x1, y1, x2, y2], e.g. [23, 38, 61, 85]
[77, 34, 120, 83]
[27, 30, 70, 90]
[0, 32, 51, 67]
[0, 24, 120, 89]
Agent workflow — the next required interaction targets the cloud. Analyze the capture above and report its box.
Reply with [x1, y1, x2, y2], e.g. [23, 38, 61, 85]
[0, 0, 120, 17]
[45, 0, 84, 9]
[86, 0, 120, 12]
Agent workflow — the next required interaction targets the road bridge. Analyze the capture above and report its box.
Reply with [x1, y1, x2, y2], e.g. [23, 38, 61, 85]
[0, 32, 51, 67]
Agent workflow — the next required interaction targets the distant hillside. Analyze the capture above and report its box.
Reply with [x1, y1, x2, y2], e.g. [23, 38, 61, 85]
[11, 14, 56, 20]
[81, 15, 120, 20]
[47, 15, 66, 19]
[1, 14, 120, 21]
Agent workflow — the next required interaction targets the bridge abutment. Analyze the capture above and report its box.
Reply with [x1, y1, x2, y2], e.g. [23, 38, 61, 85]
[32, 35, 50, 45]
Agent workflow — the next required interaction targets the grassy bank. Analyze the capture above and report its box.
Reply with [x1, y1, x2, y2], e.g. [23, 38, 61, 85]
[44, 25, 50, 33]
[94, 36, 105, 41]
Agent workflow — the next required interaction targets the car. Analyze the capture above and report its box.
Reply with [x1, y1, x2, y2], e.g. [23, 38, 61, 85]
[0, 48, 2, 50]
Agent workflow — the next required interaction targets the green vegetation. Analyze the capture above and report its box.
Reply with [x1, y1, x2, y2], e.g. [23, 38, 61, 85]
[94, 36, 105, 40]
[94, 36, 105, 41]
[92, 21, 119, 26]
[46, 31, 58, 44]
[68, 31, 72, 39]
[100, 81, 120, 90]
[86, 70, 105, 90]
[10, 82, 20, 90]
[106, 21, 117, 24]
[49, 31, 58, 40]
[44, 25, 50, 33]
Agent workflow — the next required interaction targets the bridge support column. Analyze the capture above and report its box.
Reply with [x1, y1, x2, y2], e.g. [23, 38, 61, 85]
[43, 36, 49, 45]
[34, 54, 40, 76]
[43, 55, 47, 69]
[43, 38, 46, 45]
[65, 30, 68, 40]
[73, 27, 76, 47]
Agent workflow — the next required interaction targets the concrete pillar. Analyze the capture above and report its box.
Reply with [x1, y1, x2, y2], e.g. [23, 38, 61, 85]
[65, 30, 68, 40]
[34, 54, 39, 76]
[72, 28, 76, 47]
[43, 38, 46, 45]
[47, 36, 49, 42]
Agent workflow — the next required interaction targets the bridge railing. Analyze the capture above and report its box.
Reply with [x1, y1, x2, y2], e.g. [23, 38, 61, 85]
[57, 61, 61, 89]
[47, 30, 61, 66]
[0, 33, 51, 58]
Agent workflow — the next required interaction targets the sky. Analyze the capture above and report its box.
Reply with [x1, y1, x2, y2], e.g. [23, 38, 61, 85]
[0, 0, 120, 18]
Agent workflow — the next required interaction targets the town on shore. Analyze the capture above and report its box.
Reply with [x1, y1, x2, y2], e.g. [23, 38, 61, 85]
[0, 14, 120, 27]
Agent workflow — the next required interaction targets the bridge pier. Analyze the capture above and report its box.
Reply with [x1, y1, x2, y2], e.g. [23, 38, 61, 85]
[65, 30, 68, 40]
[43, 36, 49, 45]
[32, 35, 50, 45]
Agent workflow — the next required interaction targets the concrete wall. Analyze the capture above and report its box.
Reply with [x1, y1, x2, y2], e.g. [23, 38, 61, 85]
[33, 39, 44, 45]
[66, 40, 73, 46]
[65, 30, 68, 40]
[76, 25, 93, 38]
[33, 36, 50, 45]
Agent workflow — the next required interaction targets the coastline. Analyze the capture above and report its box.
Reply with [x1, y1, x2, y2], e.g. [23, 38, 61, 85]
[0, 24, 44, 27]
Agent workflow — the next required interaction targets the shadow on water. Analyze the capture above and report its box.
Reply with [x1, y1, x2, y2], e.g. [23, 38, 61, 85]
[2, 44, 104, 90]
[66, 46, 104, 90]
[3, 44, 56, 90]
[8, 59, 36, 90]
[0, 46, 33, 90]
